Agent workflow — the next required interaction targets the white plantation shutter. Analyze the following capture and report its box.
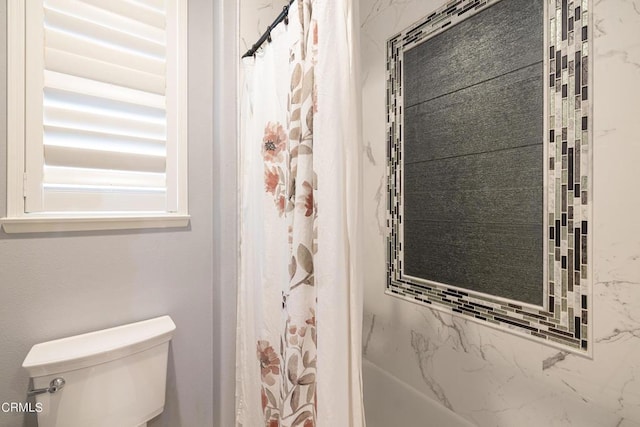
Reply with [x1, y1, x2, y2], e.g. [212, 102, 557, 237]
[23, 0, 185, 213]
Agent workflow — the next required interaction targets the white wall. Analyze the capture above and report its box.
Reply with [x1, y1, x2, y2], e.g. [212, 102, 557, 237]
[240, 0, 290, 56]
[360, 0, 640, 426]
[0, 0, 238, 426]
[212, 1, 240, 426]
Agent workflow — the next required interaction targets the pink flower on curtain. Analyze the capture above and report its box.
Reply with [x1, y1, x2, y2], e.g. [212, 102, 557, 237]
[262, 122, 288, 162]
[301, 181, 314, 217]
[257, 340, 281, 386]
[277, 195, 287, 216]
[265, 167, 280, 194]
[262, 122, 291, 217]
[312, 20, 318, 46]
[305, 310, 316, 327]
[312, 87, 318, 114]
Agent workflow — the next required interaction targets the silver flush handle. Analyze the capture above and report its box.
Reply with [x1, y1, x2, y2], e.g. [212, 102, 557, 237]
[27, 378, 65, 397]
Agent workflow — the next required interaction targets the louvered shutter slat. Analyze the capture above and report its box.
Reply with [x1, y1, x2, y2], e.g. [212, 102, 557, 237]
[44, 166, 166, 188]
[45, 0, 165, 43]
[45, 29, 166, 77]
[45, 8, 165, 59]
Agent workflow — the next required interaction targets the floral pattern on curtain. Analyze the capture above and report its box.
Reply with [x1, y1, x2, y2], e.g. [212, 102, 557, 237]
[256, 1, 319, 426]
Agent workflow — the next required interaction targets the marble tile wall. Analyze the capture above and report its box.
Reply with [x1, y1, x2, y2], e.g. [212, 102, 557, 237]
[361, 0, 640, 425]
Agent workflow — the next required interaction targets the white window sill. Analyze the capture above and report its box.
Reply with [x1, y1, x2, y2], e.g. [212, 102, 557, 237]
[0, 214, 190, 233]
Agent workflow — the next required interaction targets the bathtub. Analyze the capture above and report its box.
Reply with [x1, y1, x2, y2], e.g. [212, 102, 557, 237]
[363, 359, 475, 427]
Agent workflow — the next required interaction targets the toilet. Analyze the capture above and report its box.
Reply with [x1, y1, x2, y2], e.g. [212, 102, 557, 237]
[22, 316, 176, 427]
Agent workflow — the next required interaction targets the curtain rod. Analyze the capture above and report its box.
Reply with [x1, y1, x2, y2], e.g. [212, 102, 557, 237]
[241, 0, 295, 58]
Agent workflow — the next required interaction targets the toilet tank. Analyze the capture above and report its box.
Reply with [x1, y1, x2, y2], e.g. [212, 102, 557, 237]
[22, 316, 176, 427]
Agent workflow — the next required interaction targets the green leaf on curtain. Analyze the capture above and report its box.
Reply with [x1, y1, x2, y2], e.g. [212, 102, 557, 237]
[292, 410, 313, 427]
[292, 89, 302, 104]
[302, 70, 314, 98]
[306, 384, 315, 403]
[302, 350, 316, 368]
[297, 244, 313, 273]
[290, 127, 301, 140]
[297, 373, 315, 385]
[298, 145, 312, 155]
[289, 256, 297, 279]
[287, 353, 299, 383]
[306, 107, 314, 131]
[291, 63, 303, 90]
[265, 387, 277, 407]
[291, 385, 301, 412]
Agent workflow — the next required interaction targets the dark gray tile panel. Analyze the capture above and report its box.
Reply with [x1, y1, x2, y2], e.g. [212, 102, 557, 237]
[404, 144, 542, 224]
[403, 220, 544, 305]
[404, 64, 544, 163]
[404, 186, 542, 225]
[404, 144, 543, 192]
[403, 0, 544, 108]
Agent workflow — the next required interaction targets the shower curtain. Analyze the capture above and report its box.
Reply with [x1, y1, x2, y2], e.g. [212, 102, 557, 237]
[236, 1, 364, 426]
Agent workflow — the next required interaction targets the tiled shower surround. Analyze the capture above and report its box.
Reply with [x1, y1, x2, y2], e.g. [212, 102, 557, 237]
[363, 0, 640, 423]
[241, 0, 640, 424]
[386, 0, 593, 354]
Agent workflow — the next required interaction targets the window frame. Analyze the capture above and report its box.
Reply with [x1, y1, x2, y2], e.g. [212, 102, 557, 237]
[2, 0, 189, 233]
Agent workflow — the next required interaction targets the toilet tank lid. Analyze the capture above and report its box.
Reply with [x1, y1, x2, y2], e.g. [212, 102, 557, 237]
[23, 315, 176, 377]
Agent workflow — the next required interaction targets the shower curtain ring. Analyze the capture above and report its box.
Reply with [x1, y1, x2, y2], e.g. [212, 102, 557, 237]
[266, 25, 272, 43]
[283, 5, 289, 25]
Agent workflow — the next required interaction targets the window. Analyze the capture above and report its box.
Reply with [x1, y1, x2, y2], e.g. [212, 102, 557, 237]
[2, 0, 189, 233]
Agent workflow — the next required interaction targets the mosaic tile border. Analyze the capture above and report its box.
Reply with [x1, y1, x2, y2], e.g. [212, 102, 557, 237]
[386, 0, 593, 354]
